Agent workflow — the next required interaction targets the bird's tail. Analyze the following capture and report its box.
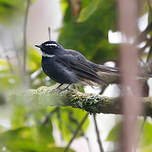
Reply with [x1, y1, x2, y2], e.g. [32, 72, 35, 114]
[97, 64, 119, 73]
[87, 60, 119, 73]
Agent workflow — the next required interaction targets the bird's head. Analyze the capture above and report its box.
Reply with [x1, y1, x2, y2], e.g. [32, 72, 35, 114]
[35, 41, 62, 56]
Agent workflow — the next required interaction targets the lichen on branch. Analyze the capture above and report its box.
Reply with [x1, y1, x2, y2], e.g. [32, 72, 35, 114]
[18, 85, 152, 117]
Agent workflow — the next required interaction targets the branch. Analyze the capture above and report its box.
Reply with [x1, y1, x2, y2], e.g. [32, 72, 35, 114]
[137, 21, 152, 43]
[19, 86, 152, 117]
[68, 0, 81, 16]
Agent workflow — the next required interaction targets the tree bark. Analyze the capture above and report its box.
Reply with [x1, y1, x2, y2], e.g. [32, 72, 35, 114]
[19, 86, 152, 117]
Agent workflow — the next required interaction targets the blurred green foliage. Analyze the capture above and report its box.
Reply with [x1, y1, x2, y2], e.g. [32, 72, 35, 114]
[106, 120, 152, 152]
[27, 48, 41, 72]
[0, 0, 36, 25]
[106, 121, 121, 142]
[0, 0, 25, 25]
[59, 0, 118, 63]
[0, 59, 21, 91]
[0, 0, 152, 152]
[51, 107, 89, 141]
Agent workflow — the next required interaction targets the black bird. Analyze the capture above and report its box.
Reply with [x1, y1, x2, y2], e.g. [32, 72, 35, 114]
[35, 41, 118, 90]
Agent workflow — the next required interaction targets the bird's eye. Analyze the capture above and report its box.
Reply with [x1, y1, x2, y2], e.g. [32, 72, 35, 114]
[45, 44, 58, 47]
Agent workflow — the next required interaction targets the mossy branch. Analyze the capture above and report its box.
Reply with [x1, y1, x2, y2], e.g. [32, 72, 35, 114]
[21, 86, 152, 117]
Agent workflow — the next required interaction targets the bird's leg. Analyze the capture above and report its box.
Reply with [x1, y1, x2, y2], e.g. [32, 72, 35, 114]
[59, 84, 71, 92]
[64, 84, 71, 90]
[56, 83, 64, 89]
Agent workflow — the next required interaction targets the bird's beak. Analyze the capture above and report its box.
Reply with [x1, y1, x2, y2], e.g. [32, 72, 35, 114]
[35, 44, 42, 49]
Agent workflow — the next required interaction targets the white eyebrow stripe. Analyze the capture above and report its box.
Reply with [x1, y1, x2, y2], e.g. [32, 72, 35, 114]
[42, 52, 55, 58]
[45, 43, 58, 47]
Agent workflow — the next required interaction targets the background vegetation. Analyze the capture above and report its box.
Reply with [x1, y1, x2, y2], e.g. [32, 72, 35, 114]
[0, 0, 152, 152]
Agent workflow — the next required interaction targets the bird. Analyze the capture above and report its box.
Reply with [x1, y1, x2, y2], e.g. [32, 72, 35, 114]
[35, 41, 119, 90]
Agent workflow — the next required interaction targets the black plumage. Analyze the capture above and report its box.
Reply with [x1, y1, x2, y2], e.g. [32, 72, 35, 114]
[35, 41, 118, 89]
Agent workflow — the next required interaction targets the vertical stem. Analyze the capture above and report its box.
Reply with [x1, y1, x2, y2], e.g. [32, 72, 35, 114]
[48, 27, 51, 40]
[146, 46, 152, 63]
[5, 55, 14, 74]
[118, 0, 143, 152]
[23, 0, 30, 75]
[93, 114, 104, 152]
[68, 0, 81, 16]
[84, 136, 92, 152]
[147, 0, 152, 14]
[64, 113, 89, 152]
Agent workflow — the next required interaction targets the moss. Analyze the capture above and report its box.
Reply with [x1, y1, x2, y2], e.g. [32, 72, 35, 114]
[10, 85, 152, 116]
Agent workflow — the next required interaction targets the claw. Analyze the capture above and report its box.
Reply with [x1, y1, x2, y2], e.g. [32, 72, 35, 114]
[58, 84, 71, 93]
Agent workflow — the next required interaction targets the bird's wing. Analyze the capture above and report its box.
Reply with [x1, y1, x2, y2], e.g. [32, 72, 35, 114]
[56, 53, 107, 85]
[65, 49, 87, 61]
[67, 49, 119, 73]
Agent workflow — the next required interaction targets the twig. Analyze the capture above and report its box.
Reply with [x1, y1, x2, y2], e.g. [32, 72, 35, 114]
[42, 107, 59, 125]
[12, 40, 24, 82]
[68, 0, 81, 16]
[139, 37, 152, 64]
[30, 68, 42, 80]
[5, 55, 14, 74]
[137, 21, 152, 43]
[147, 0, 152, 15]
[12, 39, 21, 69]
[23, 0, 30, 75]
[48, 27, 51, 40]
[93, 114, 104, 152]
[137, 116, 147, 144]
[146, 46, 152, 63]
[64, 113, 89, 152]
[84, 135, 92, 152]
[68, 111, 92, 152]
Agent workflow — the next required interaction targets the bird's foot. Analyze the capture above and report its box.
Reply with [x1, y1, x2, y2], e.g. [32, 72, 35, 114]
[58, 84, 71, 93]
[56, 83, 64, 89]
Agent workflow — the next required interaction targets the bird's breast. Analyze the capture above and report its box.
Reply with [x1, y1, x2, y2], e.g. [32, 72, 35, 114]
[41, 56, 78, 84]
[41, 56, 56, 77]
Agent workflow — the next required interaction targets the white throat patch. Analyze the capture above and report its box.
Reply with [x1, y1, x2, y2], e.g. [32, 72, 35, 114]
[42, 52, 55, 58]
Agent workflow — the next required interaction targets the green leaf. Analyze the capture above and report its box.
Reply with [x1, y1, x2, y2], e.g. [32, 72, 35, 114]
[53, 107, 89, 141]
[60, 0, 69, 14]
[148, 11, 152, 26]
[45, 147, 75, 152]
[140, 146, 152, 152]
[11, 106, 28, 129]
[0, 58, 21, 91]
[27, 47, 41, 72]
[106, 120, 152, 152]
[0, 0, 25, 25]
[0, 0, 37, 25]
[142, 1, 152, 16]
[0, 125, 74, 151]
[77, 0, 101, 22]
[0, 124, 55, 152]
[0, 125, 4, 133]
[106, 121, 121, 142]
[59, 0, 118, 62]
[140, 121, 152, 147]
[36, 121, 54, 144]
